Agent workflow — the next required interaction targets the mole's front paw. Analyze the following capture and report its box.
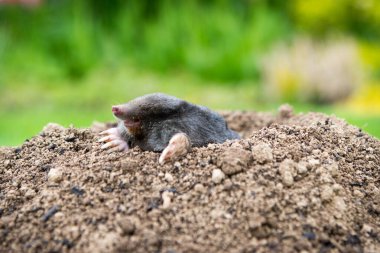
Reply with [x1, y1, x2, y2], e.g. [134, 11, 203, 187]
[159, 133, 191, 165]
[98, 127, 129, 152]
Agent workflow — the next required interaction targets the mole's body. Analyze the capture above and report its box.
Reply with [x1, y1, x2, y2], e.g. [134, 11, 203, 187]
[99, 93, 240, 164]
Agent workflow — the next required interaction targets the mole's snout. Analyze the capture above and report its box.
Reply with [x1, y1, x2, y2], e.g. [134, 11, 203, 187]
[112, 106, 120, 114]
[112, 106, 124, 118]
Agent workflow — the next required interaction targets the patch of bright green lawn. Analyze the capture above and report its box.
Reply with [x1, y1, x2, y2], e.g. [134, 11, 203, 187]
[338, 115, 380, 138]
[0, 66, 379, 146]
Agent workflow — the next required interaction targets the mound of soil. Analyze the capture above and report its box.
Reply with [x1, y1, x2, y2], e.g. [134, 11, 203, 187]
[0, 108, 379, 253]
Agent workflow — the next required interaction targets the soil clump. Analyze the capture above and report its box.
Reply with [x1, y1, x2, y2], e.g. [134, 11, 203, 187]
[0, 109, 379, 253]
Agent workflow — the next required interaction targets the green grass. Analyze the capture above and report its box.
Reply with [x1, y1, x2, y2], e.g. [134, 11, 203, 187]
[343, 116, 380, 137]
[1, 1, 379, 147]
[0, 65, 379, 147]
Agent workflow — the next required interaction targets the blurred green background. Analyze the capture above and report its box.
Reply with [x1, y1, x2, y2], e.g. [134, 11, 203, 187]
[0, 0, 379, 146]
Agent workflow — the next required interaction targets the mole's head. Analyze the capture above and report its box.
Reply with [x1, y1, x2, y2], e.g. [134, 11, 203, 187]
[112, 93, 187, 132]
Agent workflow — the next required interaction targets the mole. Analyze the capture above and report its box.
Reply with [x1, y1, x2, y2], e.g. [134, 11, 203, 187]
[98, 93, 240, 164]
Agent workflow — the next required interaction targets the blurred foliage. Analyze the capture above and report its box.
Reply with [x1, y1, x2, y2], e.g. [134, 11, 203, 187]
[290, 0, 380, 39]
[262, 38, 362, 104]
[344, 83, 380, 115]
[0, 0, 379, 145]
[359, 42, 380, 79]
[0, 0, 292, 82]
[1, 0, 380, 82]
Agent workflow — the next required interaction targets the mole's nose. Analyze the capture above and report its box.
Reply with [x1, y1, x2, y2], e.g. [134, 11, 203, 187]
[112, 106, 120, 114]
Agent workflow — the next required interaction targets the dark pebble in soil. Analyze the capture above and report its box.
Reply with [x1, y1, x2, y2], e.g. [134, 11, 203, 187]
[7, 206, 16, 215]
[14, 148, 22, 154]
[2, 228, 9, 237]
[40, 164, 51, 172]
[302, 231, 316, 240]
[319, 239, 335, 253]
[41, 205, 60, 222]
[48, 143, 57, 150]
[350, 181, 366, 187]
[357, 132, 364, 137]
[71, 186, 85, 196]
[64, 136, 76, 142]
[302, 225, 316, 240]
[147, 198, 161, 212]
[118, 182, 129, 189]
[344, 234, 361, 245]
[61, 239, 74, 248]
[58, 148, 65, 155]
[101, 185, 113, 193]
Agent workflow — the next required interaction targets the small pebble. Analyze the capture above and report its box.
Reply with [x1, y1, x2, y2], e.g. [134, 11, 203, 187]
[71, 186, 85, 196]
[118, 217, 136, 235]
[333, 197, 346, 212]
[165, 173, 174, 182]
[25, 189, 36, 199]
[276, 183, 284, 191]
[117, 205, 127, 212]
[42, 123, 65, 133]
[48, 167, 63, 183]
[279, 159, 296, 187]
[162, 191, 173, 209]
[212, 169, 225, 184]
[321, 185, 334, 201]
[218, 148, 252, 175]
[332, 183, 343, 193]
[252, 143, 273, 164]
[278, 104, 294, 118]
[64, 134, 76, 142]
[12, 180, 19, 187]
[328, 163, 339, 177]
[281, 172, 294, 186]
[194, 183, 205, 192]
[319, 172, 334, 184]
[361, 224, 373, 234]
[353, 189, 364, 198]
[174, 162, 181, 169]
[54, 212, 65, 220]
[308, 159, 320, 168]
[210, 210, 232, 219]
[297, 162, 308, 174]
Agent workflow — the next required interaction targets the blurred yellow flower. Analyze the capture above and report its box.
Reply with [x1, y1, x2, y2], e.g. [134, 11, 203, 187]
[262, 38, 362, 104]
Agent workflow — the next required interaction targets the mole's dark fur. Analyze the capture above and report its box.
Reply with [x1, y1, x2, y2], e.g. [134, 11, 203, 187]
[116, 93, 240, 152]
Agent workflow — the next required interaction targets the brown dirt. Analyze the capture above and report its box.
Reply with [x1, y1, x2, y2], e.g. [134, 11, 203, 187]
[0, 108, 379, 253]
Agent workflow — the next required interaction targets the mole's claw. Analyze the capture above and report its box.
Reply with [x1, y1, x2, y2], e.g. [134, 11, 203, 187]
[99, 127, 118, 136]
[159, 133, 191, 165]
[108, 143, 129, 153]
[101, 140, 119, 149]
[101, 139, 129, 151]
[98, 134, 118, 143]
[101, 142, 111, 150]
[99, 130, 109, 136]
[97, 136, 111, 143]
[98, 126, 130, 152]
